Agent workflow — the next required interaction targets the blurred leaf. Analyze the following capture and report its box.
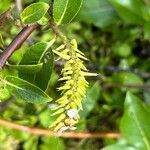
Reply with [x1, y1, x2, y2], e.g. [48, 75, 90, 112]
[21, 2, 49, 24]
[111, 72, 143, 92]
[0, 33, 4, 48]
[79, 0, 119, 28]
[5, 76, 52, 104]
[8, 63, 43, 74]
[113, 43, 131, 57]
[19, 42, 54, 91]
[80, 82, 101, 118]
[0, 0, 11, 11]
[0, 87, 10, 101]
[120, 92, 150, 150]
[110, 0, 147, 24]
[0, 127, 6, 141]
[53, 0, 83, 25]
[23, 136, 38, 150]
[39, 108, 56, 128]
[102, 144, 137, 150]
[40, 136, 64, 150]
[76, 119, 86, 131]
[12, 130, 30, 141]
[144, 21, 150, 40]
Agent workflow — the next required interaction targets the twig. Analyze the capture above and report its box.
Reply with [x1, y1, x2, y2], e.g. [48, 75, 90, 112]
[0, 119, 121, 139]
[104, 66, 150, 79]
[102, 82, 150, 89]
[48, 1, 67, 43]
[15, 0, 34, 45]
[0, 24, 39, 69]
[16, 0, 22, 13]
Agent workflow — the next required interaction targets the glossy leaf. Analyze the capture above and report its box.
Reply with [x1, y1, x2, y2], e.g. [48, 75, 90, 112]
[53, 0, 83, 25]
[120, 92, 150, 149]
[21, 2, 49, 24]
[19, 42, 54, 91]
[5, 76, 52, 104]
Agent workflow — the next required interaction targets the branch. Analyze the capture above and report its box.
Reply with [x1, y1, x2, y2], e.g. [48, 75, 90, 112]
[0, 119, 121, 139]
[0, 24, 39, 69]
[104, 65, 150, 79]
[16, 0, 22, 13]
[102, 82, 150, 89]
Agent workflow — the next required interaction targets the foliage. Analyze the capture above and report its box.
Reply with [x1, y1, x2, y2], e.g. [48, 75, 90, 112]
[0, 0, 150, 149]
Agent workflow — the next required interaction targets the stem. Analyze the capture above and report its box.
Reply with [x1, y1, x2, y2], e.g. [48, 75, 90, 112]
[0, 24, 39, 69]
[48, 0, 68, 43]
[49, 21, 67, 43]
[0, 119, 121, 139]
[16, 0, 22, 13]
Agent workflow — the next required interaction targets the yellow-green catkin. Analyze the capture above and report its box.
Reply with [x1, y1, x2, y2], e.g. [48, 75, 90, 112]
[50, 39, 97, 133]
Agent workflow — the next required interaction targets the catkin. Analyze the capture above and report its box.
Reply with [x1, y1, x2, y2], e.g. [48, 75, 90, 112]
[51, 39, 97, 133]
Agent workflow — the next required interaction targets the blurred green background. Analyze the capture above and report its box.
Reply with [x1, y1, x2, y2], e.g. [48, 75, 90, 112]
[0, 0, 150, 149]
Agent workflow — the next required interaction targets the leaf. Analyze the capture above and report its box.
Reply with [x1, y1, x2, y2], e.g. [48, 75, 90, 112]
[110, 0, 148, 24]
[21, 2, 49, 24]
[5, 76, 52, 104]
[0, 33, 4, 48]
[19, 42, 54, 91]
[80, 82, 101, 118]
[53, 0, 83, 25]
[8, 63, 43, 74]
[120, 92, 150, 150]
[102, 144, 137, 150]
[79, 0, 119, 28]
[144, 22, 150, 40]
[40, 137, 65, 150]
[111, 72, 143, 92]
[23, 136, 38, 150]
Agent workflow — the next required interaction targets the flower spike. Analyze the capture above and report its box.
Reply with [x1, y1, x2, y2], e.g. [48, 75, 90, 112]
[51, 39, 98, 132]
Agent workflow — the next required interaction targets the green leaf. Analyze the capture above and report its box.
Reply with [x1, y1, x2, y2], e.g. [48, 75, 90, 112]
[40, 137, 64, 150]
[80, 82, 101, 118]
[120, 92, 150, 150]
[110, 0, 147, 24]
[8, 63, 43, 74]
[0, 33, 4, 48]
[79, 0, 119, 28]
[113, 43, 131, 57]
[21, 2, 49, 24]
[144, 22, 150, 40]
[0, 82, 10, 101]
[111, 72, 143, 92]
[102, 144, 137, 150]
[19, 42, 54, 91]
[5, 76, 52, 104]
[53, 0, 83, 25]
[23, 136, 38, 150]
